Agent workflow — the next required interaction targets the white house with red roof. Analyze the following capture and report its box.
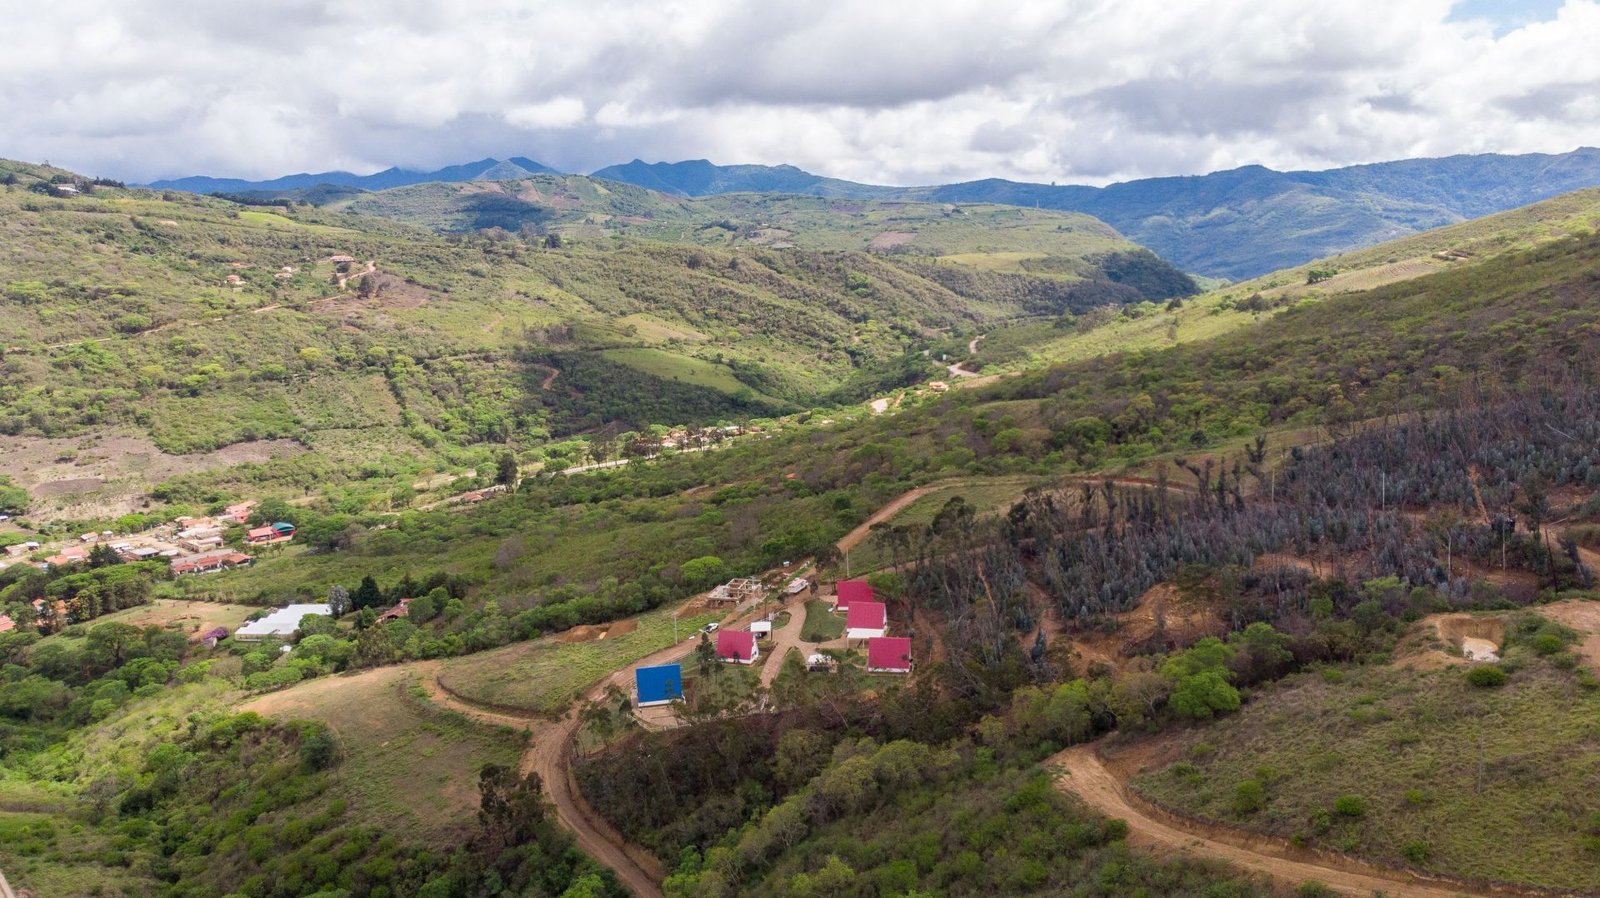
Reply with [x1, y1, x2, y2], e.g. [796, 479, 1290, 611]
[715, 629, 759, 664]
[834, 579, 873, 613]
[867, 636, 912, 673]
[846, 600, 887, 640]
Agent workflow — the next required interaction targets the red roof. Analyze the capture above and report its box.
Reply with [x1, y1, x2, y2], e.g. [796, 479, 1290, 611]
[846, 600, 886, 632]
[0, 614, 15, 634]
[246, 526, 276, 540]
[835, 580, 873, 611]
[867, 637, 911, 672]
[715, 630, 757, 662]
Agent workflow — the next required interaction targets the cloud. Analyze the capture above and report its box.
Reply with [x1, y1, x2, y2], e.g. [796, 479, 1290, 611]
[0, 0, 1597, 185]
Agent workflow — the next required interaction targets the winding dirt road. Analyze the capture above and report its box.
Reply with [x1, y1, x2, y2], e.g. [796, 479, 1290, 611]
[1051, 745, 1495, 898]
[836, 486, 934, 554]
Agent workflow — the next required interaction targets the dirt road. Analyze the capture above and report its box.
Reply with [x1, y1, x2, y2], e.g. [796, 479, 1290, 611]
[415, 660, 668, 898]
[835, 487, 934, 553]
[1051, 745, 1495, 898]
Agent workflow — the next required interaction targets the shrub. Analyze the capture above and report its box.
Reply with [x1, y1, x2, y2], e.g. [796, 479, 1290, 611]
[1403, 788, 1429, 806]
[1232, 779, 1266, 816]
[1467, 665, 1508, 688]
[1296, 883, 1336, 898]
[1402, 841, 1430, 863]
[1332, 795, 1366, 818]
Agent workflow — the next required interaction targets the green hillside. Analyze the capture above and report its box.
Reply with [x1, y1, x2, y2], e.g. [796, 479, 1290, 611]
[961, 186, 1600, 376]
[321, 175, 1194, 286]
[1, 158, 1176, 521]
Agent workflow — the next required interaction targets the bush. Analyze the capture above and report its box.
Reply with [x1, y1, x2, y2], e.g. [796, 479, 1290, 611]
[1402, 841, 1430, 863]
[1466, 665, 1508, 688]
[1332, 794, 1366, 817]
[1296, 883, 1336, 898]
[1232, 779, 1266, 816]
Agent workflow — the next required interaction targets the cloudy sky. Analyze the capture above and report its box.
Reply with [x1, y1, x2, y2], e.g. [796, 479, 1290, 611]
[3, 0, 1597, 185]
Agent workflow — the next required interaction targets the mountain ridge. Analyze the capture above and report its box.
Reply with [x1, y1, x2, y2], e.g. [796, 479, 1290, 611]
[150, 148, 1600, 279]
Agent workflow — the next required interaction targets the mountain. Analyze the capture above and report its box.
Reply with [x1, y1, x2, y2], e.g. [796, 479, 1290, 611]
[321, 174, 1195, 292]
[593, 149, 1600, 280]
[145, 156, 561, 194]
[588, 158, 902, 199]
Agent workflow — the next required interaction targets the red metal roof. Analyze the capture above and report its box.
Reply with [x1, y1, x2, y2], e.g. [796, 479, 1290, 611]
[835, 580, 873, 611]
[867, 637, 911, 671]
[715, 629, 756, 661]
[246, 526, 276, 540]
[846, 600, 886, 631]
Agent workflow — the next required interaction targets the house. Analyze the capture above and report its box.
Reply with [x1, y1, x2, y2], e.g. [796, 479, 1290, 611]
[0, 614, 15, 634]
[222, 501, 257, 524]
[225, 274, 244, 286]
[867, 637, 912, 673]
[750, 620, 773, 640]
[715, 630, 759, 664]
[846, 601, 887, 640]
[246, 522, 294, 545]
[635, 664, 684, 707]
[43, 546, 89, 567]
[235, 603, 333, 641]
[178, 535, 224, 553]
[328, 255, 356, 263]
[177, 524, 223, 540]
[170, 551, 252, 575]
[119, 546, 163, 562]
[198, 626, 229, 648]
[834, 580, 874, 614]
[377, 598, 412, 623]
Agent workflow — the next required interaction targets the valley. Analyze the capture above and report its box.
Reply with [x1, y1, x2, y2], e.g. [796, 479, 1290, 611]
[6, 153, 1600, 898]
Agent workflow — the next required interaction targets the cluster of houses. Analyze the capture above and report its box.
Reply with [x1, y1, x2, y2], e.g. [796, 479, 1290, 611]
[832, 579, 912, 673]
[2, 498, 296, 579]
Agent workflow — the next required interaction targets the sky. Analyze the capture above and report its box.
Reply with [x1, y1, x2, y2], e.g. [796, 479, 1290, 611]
[3, 0, 1597, 186]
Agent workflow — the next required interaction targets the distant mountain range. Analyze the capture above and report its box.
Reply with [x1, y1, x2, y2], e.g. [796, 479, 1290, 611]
[151, 148, 1600, 280]
[147, 156, 560, 195]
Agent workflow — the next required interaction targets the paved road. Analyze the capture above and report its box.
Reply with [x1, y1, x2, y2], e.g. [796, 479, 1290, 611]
[1051, 744, 1495, 898]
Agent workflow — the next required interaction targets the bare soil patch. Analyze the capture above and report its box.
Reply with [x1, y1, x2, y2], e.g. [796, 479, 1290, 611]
[868, 230, 916, 251]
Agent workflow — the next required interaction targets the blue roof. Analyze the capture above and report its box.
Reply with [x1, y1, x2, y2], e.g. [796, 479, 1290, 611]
[635, 664, 683, 704]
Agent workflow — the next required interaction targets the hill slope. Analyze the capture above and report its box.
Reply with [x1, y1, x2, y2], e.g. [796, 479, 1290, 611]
[147, 156, 561, 194]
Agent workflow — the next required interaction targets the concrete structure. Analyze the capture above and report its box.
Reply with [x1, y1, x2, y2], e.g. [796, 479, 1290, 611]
[846, 601, 888, 640]
[715, 630, 759, 664]
[867, 637, 912, 673]
[708, 578, 764, 605]
[235, 603, 332, 641]
[635, 664, 684, 707]
[750, 620, 773, 639]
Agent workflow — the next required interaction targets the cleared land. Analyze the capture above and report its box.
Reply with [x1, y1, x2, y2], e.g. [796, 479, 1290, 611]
[1129, 653, 1600, 892]
[799, 599, 845, 642]
[433, 605, 719, 715]
[239, 665, 524, 841]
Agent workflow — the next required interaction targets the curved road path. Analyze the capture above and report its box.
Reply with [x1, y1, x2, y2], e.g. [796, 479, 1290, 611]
[1052, 745, 1494, 898]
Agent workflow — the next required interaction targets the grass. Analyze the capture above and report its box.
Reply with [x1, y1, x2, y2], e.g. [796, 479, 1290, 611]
[800, 599, 845, 642]
[600, 347, 759, 396]
[843, 474, 1041, 572]
[0, 811, 152, 897]
[33, 598, 259, 650]
[238, 665, 524, 841]
[434, 604, 721, 715]
[1131, 657, 1600, 891]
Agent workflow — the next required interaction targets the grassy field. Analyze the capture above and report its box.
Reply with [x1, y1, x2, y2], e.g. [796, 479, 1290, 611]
[33, 598, 261, 649]
[800, 599, 844, 642]
[239, 665, 524, 841]
[434, 605, 721, 715]
[600, 347, 759, 396]
[1132, 646, 1600, 891]
[0, 808, 152, 897]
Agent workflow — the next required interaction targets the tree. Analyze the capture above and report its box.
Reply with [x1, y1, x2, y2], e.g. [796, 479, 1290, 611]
[496, 451, 518, 487]
[87, 543, 122, 569]
[326, 584, 351, 617]
[476, 763, 547, 855]
[352, 575, 383, 611]
[86, 622, 144, 669]
[680, 556, 728, 590]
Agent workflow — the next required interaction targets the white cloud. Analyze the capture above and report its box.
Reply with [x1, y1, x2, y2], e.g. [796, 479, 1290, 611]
[0, 0, 1596, 184]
